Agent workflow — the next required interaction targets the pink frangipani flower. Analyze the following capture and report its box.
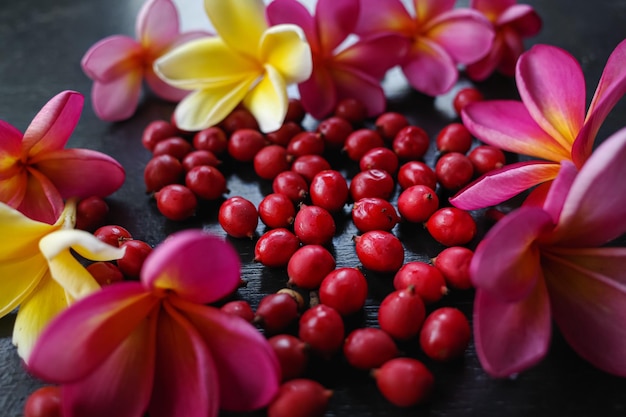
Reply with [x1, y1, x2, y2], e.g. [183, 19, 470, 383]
[354, 0, 495, 96]
[27, 230, 280, 417]
[470, 127, 626, 378]
[266, 0, 410, 119]
[0, 90, 125, 224]
[452, 39, 626, 210]
[466, 0, 541, 81]
[81, 0, 210, 121]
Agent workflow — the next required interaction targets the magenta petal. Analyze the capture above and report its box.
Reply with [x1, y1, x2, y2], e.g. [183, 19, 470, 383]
[172, 297, 280, 411]
[33, 149, 125, 199]
[336, 33, 411, 80]
[0, 121, 23, 166]
[541, 161, 578, 222]
[473, 278, 551, 378]
[91, 71, 143, 121]
[496, 25, 525, 77]
[298, 65, 337, 119]
[17, 168, 64, 225]
[450, 161, 561, 210]
[415, 0, 455, 23]
[141, 230, 241, 304]
[266, 0, 319, 52]
[402, 38, 457, 96]
[315, 0, 358, 53]
[22, 91, 83, 156]
[471, 206, 553, 301]
[136, 0, 179, 51]
[498, 4, 542, 37]
[355, 0, 414, 36]
[332, 66, 387, 117]
[470, 0, 515, 16]
[81, 35, 143, 82]
[465, 35, 504, 81]
[144, 68, 188, 102]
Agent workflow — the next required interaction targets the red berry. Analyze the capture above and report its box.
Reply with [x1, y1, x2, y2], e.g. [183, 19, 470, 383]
[468, 145, 506, 175]
[435, 152, 474, 190]
[155, 184, 197, 221]
[117, 239, 152, 278]
[319, 267, 368, 316]
[267, 121, 303, 147]
[254, 144, 290, 180]
[181, 150, 221, 172]
[23, 386, 62, 417]
[254, 228, 300, 268]
[351, 197, 400, 233]
[309, 170, 349, 212]
[267, 379, 332, 417]
[426, 207, 476, 246]
[192, 126, 228, 154]
[359, 147, 399, 175]
[397, 184, 439, 223]
[343, 128, 385, 161]
[87, 261, 124, 286]
[433, 246, 474, 290]
[220, 107, 259, 134]
[218, 196, 259, 239]
[228, 128, 266, 162]
[378, 286, 426, 340]
[287, 245, 336, 289]
[436, 123, 472, 154]
[349, 169, 395, 201]
[397, 160, 437, 190]
[152, 136, 193, 160]
[142, 120, 179, 151]
[285, 98, 306, 124]
[255, 292, 300, 334]
[94, 225, 132, 247]
[317, 116, 353, 149]
[419, 307, 471, 361]
[291, 155, 332, 184]
[287, 131, 325, 157]
[299, 304, 345, 358]
[373, 358, 434, 407]
[268, 334, 310, 381]
[354, 230, 404, 273]
[392, 125, 430, 160]
[144, 154, 184, 193]
[343, 327, 398, 370]
[393, 261, 447, 304]
[185, 165, 227, 200]
[375, 112, 410, 141]
[453, 87, 484, 115]
[258, 193, 296, 228]
[220, 300, 255, 322]
[293, 205, 336, 246]
[75, 196, 109, 231]
[334, 98, 367, 124]
[272, 171, 309, 203]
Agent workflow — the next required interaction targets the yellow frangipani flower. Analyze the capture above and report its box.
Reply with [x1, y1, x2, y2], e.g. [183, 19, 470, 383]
[154, 0, 312, 133]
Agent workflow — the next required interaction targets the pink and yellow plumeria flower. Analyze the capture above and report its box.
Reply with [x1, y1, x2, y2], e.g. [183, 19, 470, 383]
[0, 200, 124, 362]
[81, 0, 210, 121]
[452, 39, 626, 210]
[28, 230, 280, 417]
[466, 0, 541, 81]
[470, 127, 626, 378]
[354, 0, 494, 96]
[154, 0, 312, 133]
[0, 90, 125, 224]
[266, 0, 410, 119]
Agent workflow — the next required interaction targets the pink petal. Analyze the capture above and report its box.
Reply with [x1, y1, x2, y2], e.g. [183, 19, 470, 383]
[497, 4, 542, 37]
[17, 168, 64, 225]
[136, 0, 180, 52]
[473, 278, 551, 378]
[496, 25, 525, 77]
[0, 171, 27, 211]
[543, 250, 626, 376]
[414, 0, 455, 23]
[298, 65, 338, 119]
[450, 161, 561, 210]
[355, 0, 415, 37]
[90, 71, 143, 121]
[573, 38, 626, 167]
[465, 34, 505, 81]
[81, 35, 143, 82]
[171, 296, 280, 411]
[27, 282, 158, 382]
[148, 302, 218, 417]
[22, 91, 84, 156]
[546, 246, 626, 286]
[61, 314, 157, 417]
[471, 206, 554, 301]
[470, 0, 515, 17]
[0, 121, 23, 177]
[461, 100, 571, 161]
[516, 44, 586, 150]
[401, 38, 458, 96]
[144, 68, 189, 102]
[540, 161, 578, 222]
[335, 33, 411, 80]
[331, 65, 387, 117]
[141, 230, 241, 304]
[266, 0, 319, 52]
[32, 149, 125, 199]
[425, 9, 495, 65]
[315, 0, 358, 53]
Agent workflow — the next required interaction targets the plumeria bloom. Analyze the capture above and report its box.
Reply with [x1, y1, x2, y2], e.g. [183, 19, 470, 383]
[0, 200, 124, 362]
[266, 0, 410, 119]
[471, 127, 626, 378]
[0, 90, 125, 224]
[28, 230, 280, 417]
[354, 0, 494, 96]
[452, 39, 626, 210]
[81, 0, 210, 121]
[154, 0, 312, 133]
[466, 0, 541, 81]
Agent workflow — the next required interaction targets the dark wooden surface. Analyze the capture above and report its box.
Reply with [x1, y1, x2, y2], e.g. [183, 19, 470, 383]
[2, 1, 626, 416]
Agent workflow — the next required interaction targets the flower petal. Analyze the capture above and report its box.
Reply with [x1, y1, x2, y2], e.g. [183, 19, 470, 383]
[172, 296, 280, 411]
[298, 65, 337, 119]
[0, 121, 23, 178]
[22, 91, 84, 156]
[496, 25, 525, 77]
[402, 38, 458, 96]
[90, 72, 143, 122]
[0, 172, 27, 210]
[540, 161, 578, 222]
[461, 100, 571, 161]
[27, 282, 158, 382]
[315, 0, 358, 53]
[244, 65, 288, 133]
[450, 161, 561, 210]
[31, 148, 125, 199]
[414, 0, 455, 23]
[465, 34, 504, 81]
[148, 302, 218, 417]
[136, 0, 180, 51]
[355, 0, 415, 36]
[0, 202, 57, 261]
[259, 24, 312, 85]
[473, 278, 551, 378]
[0, 252, 47, 317]
[17, 167, 64, 225]
[144, 68, 189, 102]
[471, 206, 553, 301]
[141, 230, 241, 305]
[266, 0, 319, 52]
[543, 249, 626, 376]
[516, 44, 586, 150]
[81, 36, 143, 82]
[497, 4, 542, 37]
[470, 0, 515, 19]
[332, 66, 388, 117]
[547, 246, 626, 286]
[335, 33, 411, 80]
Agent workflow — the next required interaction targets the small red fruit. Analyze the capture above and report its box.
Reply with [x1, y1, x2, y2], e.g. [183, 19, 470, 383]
[436, 123, 473, 154]
[351, 197, 400, 233]
[319, 267, 368, 316]
[378, 286, 426, 340]
[359, 147, 399, 175]
[192, 126, 228, 154]
[426, 207, 476, 246]
[397, 184, 439, 223]
[433, 246, 474, 290]
[268, 334, 310, 381]
[291, 155, 332, 184]
[185, 165, 227, 200]
[287, 245, 336, 289]
[272, 171, 308, 203]
[397, 160, 437, 190]
[349, 169, 395, 201]
[267, 379, 332, 417]
[155, 184, 198, 221]
[317, 116, 353, 149]
[220, 300, 255, 322]
[293, 205, 336, 246]
[419, 307, 471, 361]
[392, 125, 430, 160]
[309, 170, 349, 212]
[218, 196, 258, 238]
[334, 97, 367, 124]
[254, 228, 300, 268]
[343, 327, 398, 370]
[152, 136, 193, 160]
[228, 128, 266, 162]
[435, 152, 474, 190]
[23, 386, 62, 417]
[373, 358, 434, 407]
[393, 261, 447, 304]
[87, 261, 124, 286]
[75, 196, 109, 231]
[343, 128, 385, 161]
[298, 304, 345, 358]
[94, 225, 132, 247]
[254, 144, 290, 180]
[258, 193, 296, 228]
[375, 112, 410, 141]
[117, 239, 152, 278]
[141, 120, 179, 151]
[254, 292, 300, 334]
[453, 87, 484, 115]
[468, 145, 506, 175]
[144, 154, 184, 193]
[354, 230, 404, 273]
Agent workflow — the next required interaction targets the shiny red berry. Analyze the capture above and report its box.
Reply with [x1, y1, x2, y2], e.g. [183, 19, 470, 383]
[94, 225, 132, 247]
[334, 98, 367, 124]
[293, 205, 336, 246]
[351, 197, 400, 233]
[155, 184, 197, 221]
[254, 144, 290, 180]
[185, 165, 227, 200]
[192, 126, 228, 154]
[291, 155, 332, 184]
[220, 300, 255, 322]
[373, 358, 434, 407]
[309, 170, 349, 212]
[468, 145, 506, 175]
[319, 267, 368, 316]
[436, 123, 472, 154]
[419, 307, 471, 361]
[268, 334, 310, 381]
[349, 169, 395, 201]
[435, 152, 474, 190]
[272, 171, 309, 203]
[393, 261, 447, 304]
[287, 245, 336, 289]
[181, 150, 221, 172]
[142, 120, 179, 151]
[397, 160, 437, 190]
[453, 87, 484, 115]
[117, 239, 152, 279]
[378, 286, 426, 340]
[144, 154, 184, 193]
[220, 107, 259, 134]
[317, 116, 353, 149]
[359, 147, 399, 175]
[343, 128, 385, 161]
[267, 121, 303, 147]
[426, 207, 476, 246]
[254, 228, 300, 268]
[228, 128, 266, 162]
[299, 304, 345, 358]
[254, 292, 300, 334]
[354, 230, 404, 273]
[258, 193, 296, 228]
[375, 112, 409, 141]
[267, 379, 332, 417]
[152, 136, 193, 160]
[218, 196, 259, 239]
[86, 261, 124, 286]
[433, 246, 474, 290]
[75, 196, 109, 231]
[23, 386, 62, 417]
[397, 184, 439, 223]
[343, 327, 398, 370]
[287, 131, 325, 157]
[392, 125, 430, 160]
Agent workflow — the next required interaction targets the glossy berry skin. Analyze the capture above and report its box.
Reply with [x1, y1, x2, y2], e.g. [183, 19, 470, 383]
[268, 334, 310, 381]
[286, 131, 324, 157]
[254, 228, 300, 268]
[185, 165, 227, 200]
[453, 87, 484, 114]
[393, 261, 447, 304]
[334, 97, 367, 124]
[373, 358, 434, 407]
[293, 205, 336, 245]
[144, 154, 184, 193]
[23, 386, 62, 417]
[141, 120, 179, 151]
[375, 112, 409, 141]
[317, 116, 353, 149]
[117, 239, 152, 279]
[343, 128, 385, 161]
[291, 155, 332, 184]
[272, 171, 309, 203]
[220, 108, 259, 134]
[351, 197, 400, 233]
[258, 193, 296, 228]
[285, 98, 306, 124]
[349, 169, 395, 201]
[319, 267, 368, 316]
[228, 128, 266, 162]
[287, 245, 336, 289]
[254, 144, 290, 180]
[343, 327, 398, 370]
[378, 287, 426, 340]
[309, 170, 349, 212]
[397, 185, 439, 223]
[397, 160, 437, 190]
[436, 123, 473, 154]
[152, 136, 193, 160]
[435, 152, 474, 190]
[155, 184, 197, 221]
[468, 145, 506, 175]
[433, 246, 474, 290]
[299, 304, 345, 358]
[94, 225, 132, 247]
[254, 292, 300, 334]
[426, 207, 476, 246]
[267, 121, 303, 147]
[220, 300, 255, 322]
[218, 196, 259, 238]
[87, 261, 124, 286]
[75, 196, 109, 232]
[267, 379, 331, 417]
[419, 307, 471, 361]
[354, 230, 404, 273]
[181, 150, 221, 172]
[359, 147, 399, 175]
[392, 125, 430, 160]
[192, 126, 228, 154]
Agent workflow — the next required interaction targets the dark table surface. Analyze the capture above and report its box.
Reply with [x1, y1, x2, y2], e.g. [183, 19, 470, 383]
[2, 1, 626, 416]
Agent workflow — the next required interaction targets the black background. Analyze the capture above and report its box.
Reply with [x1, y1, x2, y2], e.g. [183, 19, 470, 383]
[1, 1, 626, 416]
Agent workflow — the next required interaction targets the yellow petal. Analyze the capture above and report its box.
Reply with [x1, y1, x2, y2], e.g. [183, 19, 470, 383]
[13, 272, 68, 362]
[174, 77, 257, 131]
[154, 37, 259, 91]
[244, 65, 288, 133]
[259, 24, 312, 84]
[0, 203, 57, 261]
[0, 252, 48, 316]
[39, 229, 125, 300]
[204, 0, 267, 58]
